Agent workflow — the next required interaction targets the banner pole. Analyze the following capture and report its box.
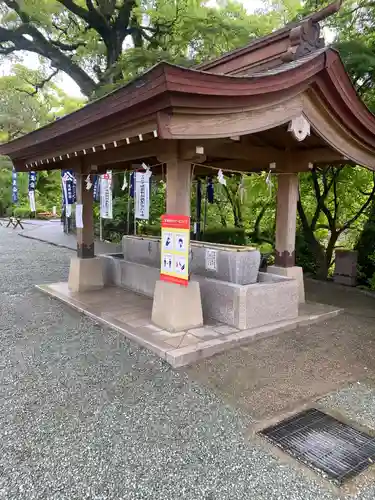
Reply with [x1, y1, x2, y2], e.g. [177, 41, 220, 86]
[134, 193, 137, 235]
[133, 171, 137, 235]
[203, 178, 208, 238]
[126, 172, 131, 235]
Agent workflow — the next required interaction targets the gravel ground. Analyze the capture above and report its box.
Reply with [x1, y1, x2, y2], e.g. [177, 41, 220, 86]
[319, 382, 375, 431]
[0, 227, 373, 500]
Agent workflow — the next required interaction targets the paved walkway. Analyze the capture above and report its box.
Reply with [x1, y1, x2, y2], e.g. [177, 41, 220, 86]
[38, 282, 341, 368]
[17, 219, 122, 255]
[0, 217, 56, 227]
[2, 226, 375, 499]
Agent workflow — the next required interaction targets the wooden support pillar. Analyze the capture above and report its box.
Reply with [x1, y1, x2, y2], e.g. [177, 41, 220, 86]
[68, 162, 103, 292]
[268, 172, 305, 303]
[275, 173, 299, 267]
[165, 157, 192, 215]
[76, 165, 94, 259]
[152, 148, 203, 332]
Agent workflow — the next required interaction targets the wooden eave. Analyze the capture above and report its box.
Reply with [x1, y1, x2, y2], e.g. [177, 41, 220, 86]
[2, 45, 375, 171]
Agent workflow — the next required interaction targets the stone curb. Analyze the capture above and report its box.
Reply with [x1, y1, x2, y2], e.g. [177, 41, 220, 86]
[19, 233, 75, 252]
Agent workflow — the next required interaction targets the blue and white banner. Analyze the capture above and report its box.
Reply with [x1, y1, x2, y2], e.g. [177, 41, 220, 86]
[207, 177, 214, 204]
[61, 170, 76, 205]
[28, 171, 37, 192]
[93, 175, 100, 202]
[129, 172, 135, 198]
[11, 167, 18, 203]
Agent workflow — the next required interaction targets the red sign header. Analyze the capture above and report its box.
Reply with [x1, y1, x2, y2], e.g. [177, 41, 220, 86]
[161, 214, 190, 230]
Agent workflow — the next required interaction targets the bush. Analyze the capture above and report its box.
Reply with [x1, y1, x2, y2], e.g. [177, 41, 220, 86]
[13, 206, 32, 218]
[0, 199, 8, 217]
[140, 225, 251, 246]
[295, 230, 317, 274]
[98, 197, 133, 240]
[201, 227, 246, 245]
[139, 224, 161, 237]
[356, 218, 375, 286]
[368, 271, 375, 291]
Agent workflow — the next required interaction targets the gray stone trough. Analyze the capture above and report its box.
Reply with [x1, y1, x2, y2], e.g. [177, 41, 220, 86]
[99, 235, 298, 330]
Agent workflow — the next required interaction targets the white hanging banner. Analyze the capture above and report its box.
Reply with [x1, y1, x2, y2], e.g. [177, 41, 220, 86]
[100, 171, 113, 219]
[28, 190, 36, 213]
[135, 171, 150, 220]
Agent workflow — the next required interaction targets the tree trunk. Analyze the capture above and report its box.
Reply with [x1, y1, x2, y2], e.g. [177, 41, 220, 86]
[306, 228, 327, 279]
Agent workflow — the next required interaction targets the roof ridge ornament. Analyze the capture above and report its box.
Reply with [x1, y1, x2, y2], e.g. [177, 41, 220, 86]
[288, 115, 311, 142]
[282, 0, 342, 62]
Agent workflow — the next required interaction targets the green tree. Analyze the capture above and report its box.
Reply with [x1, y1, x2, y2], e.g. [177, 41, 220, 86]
[286, 0, 375, 279]
[297, 166, 375, 279]
[0, 0, 295, 98]
[0, 63, 84, 141]
[0, 64, 84, 214]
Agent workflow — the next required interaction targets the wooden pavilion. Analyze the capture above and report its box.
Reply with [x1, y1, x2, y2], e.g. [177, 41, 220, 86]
[1, 0, 374, 345]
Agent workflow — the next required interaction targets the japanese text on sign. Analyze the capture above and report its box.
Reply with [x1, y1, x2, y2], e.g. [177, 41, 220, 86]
[205, 249, 217, 271]
[160, 214, 190, 286]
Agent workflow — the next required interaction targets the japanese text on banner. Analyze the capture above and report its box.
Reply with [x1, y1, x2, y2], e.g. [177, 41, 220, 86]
[135, 172, 150, 220]
[100, 171, 113, 219]
[61, 170, 76, 206]
[28, 171, 37, 213]
[11, 168, 18, 203]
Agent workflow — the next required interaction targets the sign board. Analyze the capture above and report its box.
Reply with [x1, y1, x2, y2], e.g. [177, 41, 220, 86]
[160, 214, 190, 286]
[205, 249, 217, 271]
[100, 171, 113, 219]
[135, 171, 150, 220]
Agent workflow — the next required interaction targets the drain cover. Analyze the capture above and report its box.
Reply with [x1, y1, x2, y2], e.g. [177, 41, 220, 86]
[260, 408, 375, 484]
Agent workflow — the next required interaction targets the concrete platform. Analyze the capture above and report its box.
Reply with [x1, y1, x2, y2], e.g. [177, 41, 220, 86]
[36, 283, 342, 368]
[100, 255, 300, 329]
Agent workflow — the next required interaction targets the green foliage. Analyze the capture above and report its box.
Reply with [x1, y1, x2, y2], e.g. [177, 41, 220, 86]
[0, 0, 298, 97]
[13, 206, 33, 219]
[0, 64, 83, 215]
[297, 166, 375, 279]
[202, 227, 247, 246]
[295, 229, 317, 275]
[355, 200, 375, 285]
[0, 64, 85, 142]
[139, 224, 161, 237]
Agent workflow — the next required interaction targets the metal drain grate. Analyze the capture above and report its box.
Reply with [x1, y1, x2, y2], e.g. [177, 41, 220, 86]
[260, 408, 375, 484]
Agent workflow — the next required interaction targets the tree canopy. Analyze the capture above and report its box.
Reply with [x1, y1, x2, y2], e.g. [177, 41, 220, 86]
[0, 0, 298, 98]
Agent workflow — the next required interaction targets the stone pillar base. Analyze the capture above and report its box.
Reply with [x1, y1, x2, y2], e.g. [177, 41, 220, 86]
[152, 280, 203, 332]
[268, 265, 305, 303]
[68, 257, 104, 293]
